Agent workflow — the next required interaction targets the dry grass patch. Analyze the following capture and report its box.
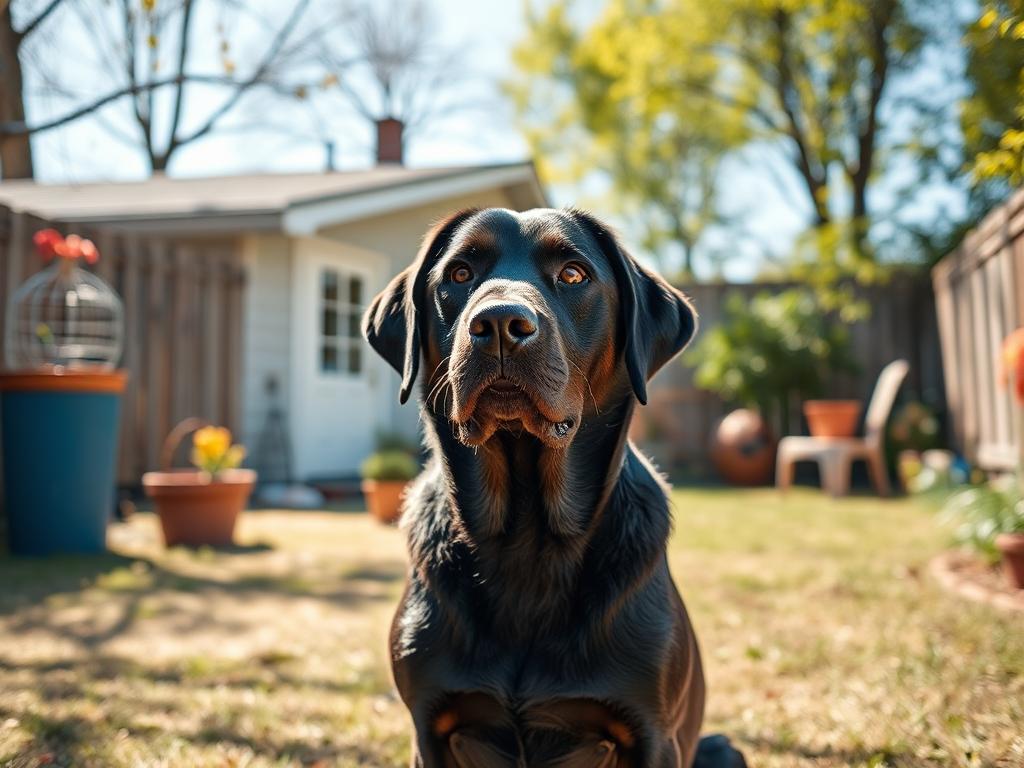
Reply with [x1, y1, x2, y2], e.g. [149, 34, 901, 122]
[0, 490, 1021, 767]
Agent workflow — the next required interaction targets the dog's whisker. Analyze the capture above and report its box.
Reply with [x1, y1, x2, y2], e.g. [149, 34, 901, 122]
[568, 358, 600, 415]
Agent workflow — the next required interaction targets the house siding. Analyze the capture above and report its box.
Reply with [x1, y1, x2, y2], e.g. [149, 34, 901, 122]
[240, 234, 293, 459]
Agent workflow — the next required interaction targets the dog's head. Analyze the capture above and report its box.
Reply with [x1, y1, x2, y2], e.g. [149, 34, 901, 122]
[363, 208, 696, 449]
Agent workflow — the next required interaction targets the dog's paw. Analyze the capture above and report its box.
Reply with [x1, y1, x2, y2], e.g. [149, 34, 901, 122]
[693, 734, 748, 768]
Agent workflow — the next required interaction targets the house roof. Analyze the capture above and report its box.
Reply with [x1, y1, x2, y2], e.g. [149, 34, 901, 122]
[0, 161, 548, 235]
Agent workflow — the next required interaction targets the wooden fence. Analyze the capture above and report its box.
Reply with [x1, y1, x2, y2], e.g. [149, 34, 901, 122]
[0, 204, 246, 486]
[932, 188, 1024, 471]
[632, 275, 944, 472]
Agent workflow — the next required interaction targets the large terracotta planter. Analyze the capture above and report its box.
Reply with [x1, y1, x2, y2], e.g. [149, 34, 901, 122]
[143, 468, 256, 547]
[803, 400, 861, 438]
[995, 533, 1024, 590]
[362, 479, 409, 525]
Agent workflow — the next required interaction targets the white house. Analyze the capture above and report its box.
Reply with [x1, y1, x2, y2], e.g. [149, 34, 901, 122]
[0, 161, 548, 480]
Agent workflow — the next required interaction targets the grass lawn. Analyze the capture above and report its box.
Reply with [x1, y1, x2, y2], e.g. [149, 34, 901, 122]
[0, 488, 1021, 767]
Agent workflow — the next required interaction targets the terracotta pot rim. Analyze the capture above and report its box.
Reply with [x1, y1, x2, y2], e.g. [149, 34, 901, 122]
[995, 532, 1024, 553]
[803, 399, 861, 409]
[361, 478, 414, 487]
[0, 368, 127, 394]
[143, 468, 257, 487]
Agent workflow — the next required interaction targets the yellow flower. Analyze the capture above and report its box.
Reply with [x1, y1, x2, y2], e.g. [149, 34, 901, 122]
[191, 426, 242, 473]
[223, 445, 246, 470]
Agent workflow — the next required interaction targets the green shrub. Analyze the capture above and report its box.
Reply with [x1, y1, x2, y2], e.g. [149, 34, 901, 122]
[687, 288, 857, 427]
[360, 450, 419, 482]
[888, 401, 942, 454]
[942, 478, 1024, 562]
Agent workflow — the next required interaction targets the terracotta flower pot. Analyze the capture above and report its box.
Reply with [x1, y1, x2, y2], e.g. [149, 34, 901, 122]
[995, 533, 1024, 590]
[803, 400, 861, 438]
[362, 479, 409, 524]
[143, 468, 256, 547]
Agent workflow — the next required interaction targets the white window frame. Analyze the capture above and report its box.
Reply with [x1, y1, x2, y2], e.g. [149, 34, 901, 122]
[318, 266, 366, 378]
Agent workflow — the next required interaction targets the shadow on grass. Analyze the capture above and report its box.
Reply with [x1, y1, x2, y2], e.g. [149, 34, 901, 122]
[737, 732, 918, 766]
[0, 549, 405, 649]
[0, 650, 390, 698]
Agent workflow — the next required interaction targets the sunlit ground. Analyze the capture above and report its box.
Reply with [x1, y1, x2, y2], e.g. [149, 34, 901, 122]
[0, 489, 1021, 767]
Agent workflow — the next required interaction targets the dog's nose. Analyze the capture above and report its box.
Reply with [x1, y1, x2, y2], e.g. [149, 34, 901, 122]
[468, 303, 538, 357]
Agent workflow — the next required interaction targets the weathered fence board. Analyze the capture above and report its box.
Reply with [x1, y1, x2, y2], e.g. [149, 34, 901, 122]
[0, 203, 245, 486]
[933, 189, 1024, 471]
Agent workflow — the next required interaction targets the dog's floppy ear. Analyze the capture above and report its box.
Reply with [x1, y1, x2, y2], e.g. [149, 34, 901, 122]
[363, 209, 478, 403]
[568, 210, 697, 406]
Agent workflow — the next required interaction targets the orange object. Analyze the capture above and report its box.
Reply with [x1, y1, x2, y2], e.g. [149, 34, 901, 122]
[362, 479, 409, 524]
[996, 533, 1024, 590]
[33, 228, 99, 264]
[999, 328, 1024, 404]
[143, 468, 255, 547]
[0, 368, 127, 393]
[803, 400, 862, 438]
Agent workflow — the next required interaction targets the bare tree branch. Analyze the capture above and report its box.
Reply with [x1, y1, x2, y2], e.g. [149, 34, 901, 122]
[0, 74, 234, 136]
[16, 0, 64, 41]
[173, 0, 312, 149]
[166, 0, 197, 155]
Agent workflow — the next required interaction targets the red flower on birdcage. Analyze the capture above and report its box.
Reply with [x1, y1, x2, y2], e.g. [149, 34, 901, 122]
[32, 229, 99, 265]
[1000, 328, 1024, 404]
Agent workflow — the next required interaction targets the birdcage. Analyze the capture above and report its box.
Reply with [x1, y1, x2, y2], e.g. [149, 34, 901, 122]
[4, 256, 124, 371]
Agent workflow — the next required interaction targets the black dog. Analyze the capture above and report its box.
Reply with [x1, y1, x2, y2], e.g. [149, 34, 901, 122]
[364, 208, 745, 768]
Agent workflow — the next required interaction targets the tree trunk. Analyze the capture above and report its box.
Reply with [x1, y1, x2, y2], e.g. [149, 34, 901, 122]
[0, 4, 33, 179]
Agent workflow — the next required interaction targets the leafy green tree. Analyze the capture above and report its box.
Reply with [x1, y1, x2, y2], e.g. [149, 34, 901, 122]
[963, 1, 1024, 187]
[511, 0, 949, 279]
[509, 0, 746, 278]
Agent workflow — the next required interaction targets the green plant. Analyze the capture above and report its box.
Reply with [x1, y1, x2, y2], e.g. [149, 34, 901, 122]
[687, 288, 857, 428]
[888, 402, 942, 454]
[941, 477, 1024, 562]
[374, 431, 420, 456]
[360, 450, 419, 482]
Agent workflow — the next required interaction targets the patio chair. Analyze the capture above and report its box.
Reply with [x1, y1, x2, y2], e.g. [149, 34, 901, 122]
[775, 359, 910, 497]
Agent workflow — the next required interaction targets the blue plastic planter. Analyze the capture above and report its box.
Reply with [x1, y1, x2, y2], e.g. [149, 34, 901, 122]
[0, 370, 126, 555]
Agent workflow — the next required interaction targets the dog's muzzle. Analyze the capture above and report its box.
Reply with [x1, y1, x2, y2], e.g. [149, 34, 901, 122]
[446, 284, 581, 448]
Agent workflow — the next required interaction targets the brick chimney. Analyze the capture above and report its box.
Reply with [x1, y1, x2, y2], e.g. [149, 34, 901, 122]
[375, 117, 404, 165]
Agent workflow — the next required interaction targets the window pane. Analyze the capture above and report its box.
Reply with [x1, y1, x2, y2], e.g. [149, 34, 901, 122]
[321, 344, 338, 372]
[323, 308, 338, 338]
[349, 276, 362, 306]
[348, 345, 362, 374]
[322, 270, 338, 302]
[347, 311, 361, 339]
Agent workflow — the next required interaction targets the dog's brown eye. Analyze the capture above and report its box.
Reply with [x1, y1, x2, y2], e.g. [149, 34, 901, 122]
[558, 264, 587, 284]
[451, 264, 473, 284]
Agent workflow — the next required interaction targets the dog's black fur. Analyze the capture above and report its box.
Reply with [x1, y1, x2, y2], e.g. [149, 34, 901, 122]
[364, 208, 745, 768]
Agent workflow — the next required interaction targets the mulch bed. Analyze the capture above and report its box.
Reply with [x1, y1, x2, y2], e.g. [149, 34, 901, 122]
[929, 550, 1024, 613]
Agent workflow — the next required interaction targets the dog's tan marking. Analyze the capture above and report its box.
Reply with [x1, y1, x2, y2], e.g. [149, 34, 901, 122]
[607, 719, 635, 748]
[433, 709, 459, 736]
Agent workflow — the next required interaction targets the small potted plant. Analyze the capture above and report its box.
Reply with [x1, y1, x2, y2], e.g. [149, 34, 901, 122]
[361, 447, 419, 525]
[942, 478, 1024, 589]
[888, 401, 942, 490]
[143, 418, 255, 547]
[993, 327, 1024, 587]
